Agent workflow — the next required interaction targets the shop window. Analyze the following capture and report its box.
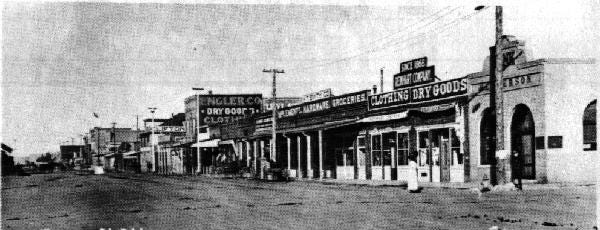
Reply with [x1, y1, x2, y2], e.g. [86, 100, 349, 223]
[397, 133, 409, 165]
[345, 149, 354, 166]
[583, 100, 597, 151]
[450, 128, 463, 165]
[382, 132, 396, 166]
[418, 131, 429, 166]
[357, 136, 366, 167]
[371, 134, 382, 166]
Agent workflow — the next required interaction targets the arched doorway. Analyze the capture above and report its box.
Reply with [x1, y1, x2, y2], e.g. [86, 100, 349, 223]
[511, 104, 536, 179]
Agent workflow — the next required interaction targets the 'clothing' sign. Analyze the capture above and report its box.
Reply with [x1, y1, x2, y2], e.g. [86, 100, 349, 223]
[370, 77, 467, 110]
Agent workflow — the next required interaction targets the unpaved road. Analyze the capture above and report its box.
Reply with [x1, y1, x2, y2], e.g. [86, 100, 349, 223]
[1, 172, 597, 229]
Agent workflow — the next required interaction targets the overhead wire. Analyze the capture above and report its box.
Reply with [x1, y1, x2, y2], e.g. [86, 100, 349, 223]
[287, 6, 490, 73]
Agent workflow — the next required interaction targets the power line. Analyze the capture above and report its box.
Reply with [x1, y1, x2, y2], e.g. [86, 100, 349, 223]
[289, 6, 490, 72]
[287, 7, 466, 72]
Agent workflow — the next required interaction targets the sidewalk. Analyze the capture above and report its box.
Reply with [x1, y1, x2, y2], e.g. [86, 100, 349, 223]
[294, 177, 597, 190]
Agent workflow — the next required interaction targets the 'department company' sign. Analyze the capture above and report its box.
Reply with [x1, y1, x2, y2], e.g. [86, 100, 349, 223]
[198, 94, 262, 125]
[370, 77, 467, 110]
[393, 57, 435, 89]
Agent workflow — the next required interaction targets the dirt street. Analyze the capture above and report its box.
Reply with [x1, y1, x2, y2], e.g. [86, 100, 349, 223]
[2, 172, 597, 229]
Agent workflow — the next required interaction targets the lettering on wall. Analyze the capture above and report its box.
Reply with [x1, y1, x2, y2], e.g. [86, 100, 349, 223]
[197, 94, 262, 125]
[278, 91, 368, 119]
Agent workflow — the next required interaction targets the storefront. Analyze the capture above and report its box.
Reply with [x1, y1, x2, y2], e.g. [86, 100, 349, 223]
[467, 37, 599, 183]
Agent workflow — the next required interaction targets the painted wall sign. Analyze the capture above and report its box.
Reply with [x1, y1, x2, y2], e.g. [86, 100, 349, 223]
[198, 94, 262, 125]
[303, 88, 332, 103]
[370, 77, 468, 110]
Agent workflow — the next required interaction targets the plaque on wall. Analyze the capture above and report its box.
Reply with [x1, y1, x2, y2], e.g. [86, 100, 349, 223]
[535, 136, 545, 149]
[548, 136, 562, 149]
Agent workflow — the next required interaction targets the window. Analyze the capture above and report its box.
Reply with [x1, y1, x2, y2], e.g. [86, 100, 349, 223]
[357, 136, 366, 167]
[418, 131, 429, 166]
[371, 134, 382, 166]
[397, 133, 409, 165]
[382, 132, 396, 166]
[450, 128, 463, 165]
[583, 100, 597, 151]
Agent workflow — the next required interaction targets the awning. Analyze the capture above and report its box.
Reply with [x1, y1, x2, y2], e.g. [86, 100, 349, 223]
[279, 118, 359, 134]
[123, 151, 139, 156]
[358, 111, 408, 123]
[191, 139, 220, 148]
[218, 140, 235, 146]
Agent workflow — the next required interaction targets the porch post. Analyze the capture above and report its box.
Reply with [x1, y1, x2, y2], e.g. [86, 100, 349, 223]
[304, 132, 312, 179]
[318, 130, 324, 180]
[286, 135, 291, 171]
[297, 135, 302, 178]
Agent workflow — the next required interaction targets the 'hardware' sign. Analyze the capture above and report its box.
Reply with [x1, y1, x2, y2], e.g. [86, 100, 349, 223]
[370, 77, 467, 110]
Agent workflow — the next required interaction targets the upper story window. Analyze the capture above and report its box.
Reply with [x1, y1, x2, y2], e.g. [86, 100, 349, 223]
[583, 100, 597, 151]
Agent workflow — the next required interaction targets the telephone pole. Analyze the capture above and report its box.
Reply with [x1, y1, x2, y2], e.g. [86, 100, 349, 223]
[483, 6, 504, 185]
[262, 68, 284, 178]
[379, 67, 384, 93]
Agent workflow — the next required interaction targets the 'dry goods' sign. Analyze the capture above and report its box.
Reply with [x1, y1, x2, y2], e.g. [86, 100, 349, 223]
[370, 77, 467, 109]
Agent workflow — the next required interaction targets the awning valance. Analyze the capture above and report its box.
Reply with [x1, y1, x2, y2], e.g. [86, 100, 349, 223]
[191, 139, 220, 148]
[358, 111, 408, 123]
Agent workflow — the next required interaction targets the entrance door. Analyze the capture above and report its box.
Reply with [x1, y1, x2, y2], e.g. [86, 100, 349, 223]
[521, 135, 535, 178]
[440, 138, 451, 182]
[511, 104, 536, 180]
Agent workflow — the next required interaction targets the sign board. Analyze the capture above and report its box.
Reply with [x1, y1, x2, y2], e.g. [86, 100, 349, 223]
[158, 126, 185, 133]
[394, 66, 435, 89]
[198, 94, 262, 125]
[262, 97, 303, 112]
[370, 77, 468, 110]
[303, 88, 332, 103]
[400, 57, 427, 73]
[279, 90, 368, 119]
[395, 57, 435, 89]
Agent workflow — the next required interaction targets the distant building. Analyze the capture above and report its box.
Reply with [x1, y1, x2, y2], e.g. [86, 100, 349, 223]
[59, 145, 85, 165]
[1, 143, 15, 175]
[139, 113, 186, 174]
[88, 127, 143, 170]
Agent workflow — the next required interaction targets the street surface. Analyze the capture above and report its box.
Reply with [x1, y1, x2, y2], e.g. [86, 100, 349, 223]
[2, 172, 597, 229]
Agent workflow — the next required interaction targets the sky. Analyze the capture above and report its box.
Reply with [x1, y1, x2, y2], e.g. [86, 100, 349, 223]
[2, 0, 598, 156]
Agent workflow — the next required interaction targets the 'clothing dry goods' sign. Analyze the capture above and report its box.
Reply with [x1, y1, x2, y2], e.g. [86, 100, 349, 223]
[370, 77, 467, 110]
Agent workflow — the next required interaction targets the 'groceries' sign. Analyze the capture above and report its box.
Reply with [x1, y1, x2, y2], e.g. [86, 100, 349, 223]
[370, 77, 467, 109]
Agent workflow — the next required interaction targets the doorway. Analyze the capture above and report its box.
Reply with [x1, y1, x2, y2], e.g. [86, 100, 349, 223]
[511, 104, 536, 179]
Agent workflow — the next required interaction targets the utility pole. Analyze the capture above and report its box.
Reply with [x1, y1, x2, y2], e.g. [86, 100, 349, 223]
[148, 108, 157, 173]
[192, 87, 205, 174]
[263, 68, 284, 178]
[380, 67, 384, 93]
[479, 5, 504, 185]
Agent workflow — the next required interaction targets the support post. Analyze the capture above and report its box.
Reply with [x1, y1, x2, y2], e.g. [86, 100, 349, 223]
[318, 130, 324, 180]
[297, 135, 302, 178]
[286, 136, 291, 172]
[304, 132, 312, 179]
